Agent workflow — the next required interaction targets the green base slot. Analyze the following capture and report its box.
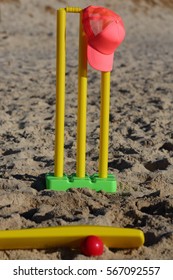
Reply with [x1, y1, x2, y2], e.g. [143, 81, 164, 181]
[46, 173, 117, 193]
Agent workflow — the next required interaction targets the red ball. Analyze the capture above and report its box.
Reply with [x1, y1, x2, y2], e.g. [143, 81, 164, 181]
[80, 235, 104, 256]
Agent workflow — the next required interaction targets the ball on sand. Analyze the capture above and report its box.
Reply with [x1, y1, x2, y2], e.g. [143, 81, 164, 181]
[80, 235, 104, 256]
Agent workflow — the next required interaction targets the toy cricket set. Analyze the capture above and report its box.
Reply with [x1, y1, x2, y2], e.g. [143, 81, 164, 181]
[0, 6, 144, 256]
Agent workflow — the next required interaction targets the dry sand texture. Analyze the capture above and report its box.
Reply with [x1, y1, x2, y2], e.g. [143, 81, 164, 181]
[0, 0, 173, 259]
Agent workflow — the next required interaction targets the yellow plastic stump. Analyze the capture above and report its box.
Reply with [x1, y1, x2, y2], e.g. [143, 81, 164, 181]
[54, 8, 66, 177]
[76, 10, 88, 178]
[99, 72, 111, 178]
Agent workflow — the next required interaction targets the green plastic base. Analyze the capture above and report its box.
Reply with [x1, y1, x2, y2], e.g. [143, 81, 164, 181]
[46, 173, 117, 193]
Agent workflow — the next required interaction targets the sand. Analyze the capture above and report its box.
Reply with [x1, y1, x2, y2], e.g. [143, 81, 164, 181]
[0, 0, 173, 259]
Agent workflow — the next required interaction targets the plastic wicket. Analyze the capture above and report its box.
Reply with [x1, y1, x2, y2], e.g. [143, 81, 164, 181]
[46, 7, 117, 192]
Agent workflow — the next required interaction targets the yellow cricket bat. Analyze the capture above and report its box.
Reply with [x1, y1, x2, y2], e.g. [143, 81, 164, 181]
[0, 225, 144, 250]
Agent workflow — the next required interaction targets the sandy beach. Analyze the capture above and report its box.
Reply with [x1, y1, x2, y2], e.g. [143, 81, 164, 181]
[0, 0, 173, 259]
